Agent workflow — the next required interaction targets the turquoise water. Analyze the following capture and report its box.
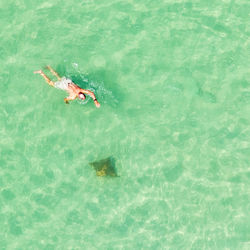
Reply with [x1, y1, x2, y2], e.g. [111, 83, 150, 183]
[0, 0, 250, 249]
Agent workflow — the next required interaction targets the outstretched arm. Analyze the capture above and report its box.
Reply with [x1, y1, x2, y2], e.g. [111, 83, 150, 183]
[64, 94, 77, 104]
[81, 89, 100, 108]
[93, 99, 100, 108]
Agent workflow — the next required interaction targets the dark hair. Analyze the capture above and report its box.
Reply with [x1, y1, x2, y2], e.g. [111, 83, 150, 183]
[79, 92, 86, 98]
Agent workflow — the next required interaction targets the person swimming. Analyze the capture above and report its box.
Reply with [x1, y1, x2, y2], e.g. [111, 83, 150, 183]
[34, 66, 100, 108]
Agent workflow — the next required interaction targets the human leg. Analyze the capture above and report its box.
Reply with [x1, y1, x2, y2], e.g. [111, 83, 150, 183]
[46, 65, 61, 81]
[34, 70, 54, 87]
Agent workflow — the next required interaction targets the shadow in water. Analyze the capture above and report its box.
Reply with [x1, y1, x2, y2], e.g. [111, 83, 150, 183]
[164, 163, 183, 182]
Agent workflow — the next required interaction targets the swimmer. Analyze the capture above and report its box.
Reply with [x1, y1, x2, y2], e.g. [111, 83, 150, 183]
[34, 66, 100, 108]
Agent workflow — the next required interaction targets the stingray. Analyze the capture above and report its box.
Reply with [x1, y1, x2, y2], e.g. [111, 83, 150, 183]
[89, 157, 118, 177]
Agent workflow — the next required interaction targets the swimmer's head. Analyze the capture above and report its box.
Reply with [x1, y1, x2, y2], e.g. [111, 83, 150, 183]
[78, 92, 86, 100]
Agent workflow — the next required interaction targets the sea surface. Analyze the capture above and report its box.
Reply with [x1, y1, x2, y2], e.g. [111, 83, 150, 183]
[0, 0, 249, 249]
